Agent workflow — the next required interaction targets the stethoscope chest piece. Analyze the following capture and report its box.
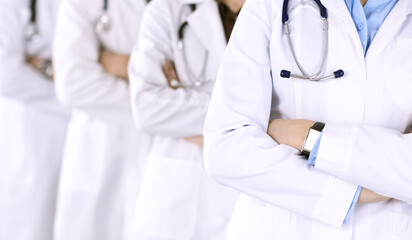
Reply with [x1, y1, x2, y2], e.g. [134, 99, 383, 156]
[25, 22, 41, 44]
[95, 12, 111, 32]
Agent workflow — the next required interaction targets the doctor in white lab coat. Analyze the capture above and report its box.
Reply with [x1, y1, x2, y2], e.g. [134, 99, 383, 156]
[53, 0, 152, 239]
[0, 0, 69, 239]
[128, 0, 240, 238]
[204, 0, 412, 239]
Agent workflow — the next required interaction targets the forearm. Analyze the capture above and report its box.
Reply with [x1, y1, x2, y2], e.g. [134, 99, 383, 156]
[315, 122, 412, 202]
[0, 56, 67, 114]
[131, 84, 211, 137]
[99, 50, 130, 80]
[205, 123, 359, 228]
[269, 120, 411, 200]
[27, 57, 53, 80]
[54, 60, 134, 125]
[53, 0, 134, 126]
[184, 135, 204, 146]
[129, 45, 212, 137]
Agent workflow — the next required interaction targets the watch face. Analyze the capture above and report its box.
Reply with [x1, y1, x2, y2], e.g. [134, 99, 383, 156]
[303, 129, 321, 152]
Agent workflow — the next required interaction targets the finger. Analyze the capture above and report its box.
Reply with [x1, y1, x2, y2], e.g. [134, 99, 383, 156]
[183, 136, 204, 146]
[165, 59, 175, 76]
[166, 61, 178, 82]
[169, 62, 179, 82]
[164, 59, 172, 72]
[99, 50, 108, 64]
[164, 60, 180, 86]
[162, 60, 173, 81]
[162, 63, 169, 79]
[162, 59, 182, 89]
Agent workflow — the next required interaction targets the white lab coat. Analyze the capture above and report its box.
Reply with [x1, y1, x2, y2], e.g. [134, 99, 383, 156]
[128, 0, 238, 239]
[0, 0, 69, 239]
[204, 0, 412, 239]
[53, 0, 152, 239]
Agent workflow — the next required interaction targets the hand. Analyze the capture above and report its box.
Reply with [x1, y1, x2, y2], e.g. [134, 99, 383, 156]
[358, 188, 391, 203]
[27, 56, 42, 70]
[183, 135, 204, 146]
[99, 49, 130, 81]
[162, 59, 180, 89]
[26, 57, 54, 80]
[267, 119, 315, 150]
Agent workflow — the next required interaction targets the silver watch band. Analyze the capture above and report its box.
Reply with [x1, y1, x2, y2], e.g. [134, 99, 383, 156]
[301, 122, 325, 157]
[40, 59, 53, 79]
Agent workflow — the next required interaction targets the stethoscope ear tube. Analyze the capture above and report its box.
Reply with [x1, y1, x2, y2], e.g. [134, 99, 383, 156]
[280, 69, 344, 81]
[94, 0, 111, 32]
[281, 0, 344, 82]
[178, 22, 189, 45]
[282, 0, 290, 24]
[103, 0, 108, 11]
[30, 0, 37, 24]
[282, 0, 327, 24]
[280, 70, 291, 78]
[334, 70, 344, 78]
[25, 0, 42, 43]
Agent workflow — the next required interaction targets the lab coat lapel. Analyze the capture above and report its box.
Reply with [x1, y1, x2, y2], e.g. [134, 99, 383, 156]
[322, 0, 365, 56]
[186, 0, 227, 64]
[366, 0, 412, 58]
[319, 0, 346, 12]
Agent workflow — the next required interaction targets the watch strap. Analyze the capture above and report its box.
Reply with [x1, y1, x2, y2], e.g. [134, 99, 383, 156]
[301, 122, 325, 157]
[40, 59, 53, 79]
[312, 122, 325, 132]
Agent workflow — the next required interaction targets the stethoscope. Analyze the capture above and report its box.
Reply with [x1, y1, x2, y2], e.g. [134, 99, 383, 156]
[25, 0, 112, 44]
[169, 4, 212, 89]
[25, 0, 41, 43]
[94, 0, 151, 33]
[94, 0, 111, 32]
[280, 0, 344, 81]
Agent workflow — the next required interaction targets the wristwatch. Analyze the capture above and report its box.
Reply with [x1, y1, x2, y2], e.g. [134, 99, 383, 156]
[301, 122, 325, 157]
[40, 59, 53, 80]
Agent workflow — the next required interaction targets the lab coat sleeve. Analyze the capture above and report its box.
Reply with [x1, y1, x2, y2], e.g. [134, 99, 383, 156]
[204, 0, 359, 228]
[128, 0, 212, 137]
[0, 0, 67, 115]
[53, 0, 134, 126]
[314, 123, 412, 202]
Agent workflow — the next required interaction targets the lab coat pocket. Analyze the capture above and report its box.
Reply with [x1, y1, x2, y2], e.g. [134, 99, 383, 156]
[382, 211, 412, 240]
[133, 153, 203, 239]
[58, 114, 116, 194]
[226, 194, 293, 240]
[0, 100, 28, 184]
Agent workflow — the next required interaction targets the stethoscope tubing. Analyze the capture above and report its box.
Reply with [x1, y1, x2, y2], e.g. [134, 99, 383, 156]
[103, 0, 108, 11]
[30, 0, 37, 24]
[174, 3, 212, 88]
[280, 0, 344, 81]
[25, 0, 41, 43]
